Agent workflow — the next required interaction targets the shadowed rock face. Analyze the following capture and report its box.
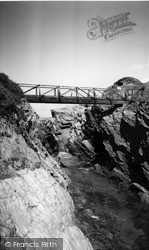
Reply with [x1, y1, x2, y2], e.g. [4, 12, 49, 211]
[50, 106, 97, 163]
[0, 74, 93, 250]
[84, 77, 149, 193]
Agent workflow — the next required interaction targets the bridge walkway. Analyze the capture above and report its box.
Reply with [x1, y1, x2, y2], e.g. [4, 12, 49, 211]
[19, 83, 132, 105]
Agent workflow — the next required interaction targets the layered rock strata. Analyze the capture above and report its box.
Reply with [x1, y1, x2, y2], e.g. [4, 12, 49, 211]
[50, 106, 96, 163]
[0, 74, 93, 250]
[83, 77, 149, 202]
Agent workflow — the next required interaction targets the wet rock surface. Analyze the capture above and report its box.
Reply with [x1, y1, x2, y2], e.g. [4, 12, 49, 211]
[60, 154, 149, 250]
[57, 152, 83, 168]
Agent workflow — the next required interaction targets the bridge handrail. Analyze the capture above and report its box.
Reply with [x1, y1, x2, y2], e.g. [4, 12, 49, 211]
[18, 83, 105, 91]
[19, 83, 131, 104]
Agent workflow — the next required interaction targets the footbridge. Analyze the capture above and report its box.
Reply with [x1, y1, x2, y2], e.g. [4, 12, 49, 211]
[19, 83, 130, 105]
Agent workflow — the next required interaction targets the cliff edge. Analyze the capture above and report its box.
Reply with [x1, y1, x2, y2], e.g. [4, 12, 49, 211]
[0, 74, 93, 250]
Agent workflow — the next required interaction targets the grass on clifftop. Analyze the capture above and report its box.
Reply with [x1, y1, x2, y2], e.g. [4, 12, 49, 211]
[0, 73, 24, 117]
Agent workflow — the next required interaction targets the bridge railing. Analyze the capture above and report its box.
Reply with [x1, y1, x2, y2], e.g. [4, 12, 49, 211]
[19, 83, 127, 102]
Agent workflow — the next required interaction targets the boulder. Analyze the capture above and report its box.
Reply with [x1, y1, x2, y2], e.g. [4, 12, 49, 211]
[58, 152, 83, 168]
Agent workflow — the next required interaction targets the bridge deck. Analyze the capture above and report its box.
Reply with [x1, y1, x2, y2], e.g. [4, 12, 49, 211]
[25, 95, 124, 105]
[19, 83, 128, 105]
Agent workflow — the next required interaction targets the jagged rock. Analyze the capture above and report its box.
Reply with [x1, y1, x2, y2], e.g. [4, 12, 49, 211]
[0, 74, 93, 250]
[50, 106, 97, 164]
[82, 140, 94, 153]
[130, 183, 149, 205]
[112, 167, 130, 183]
[57, 152, 72, 159]
[84, 77, 149, 191]
[94, 163, 103, 173]
[0, 168, 93, 249]
[57, 152, 83, 168]
[50, 106, 86, 155]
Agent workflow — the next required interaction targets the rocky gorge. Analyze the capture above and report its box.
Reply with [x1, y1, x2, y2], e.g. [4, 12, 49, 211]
[50, 77, 149, 199]
[45, 77, 149, 249]
[1, 73, 149, 250]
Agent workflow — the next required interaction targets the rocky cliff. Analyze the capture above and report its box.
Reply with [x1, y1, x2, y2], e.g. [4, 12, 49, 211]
[50, 106, 96, 164]
[84, 77, 149, 203]
[0, 74, 93, 250]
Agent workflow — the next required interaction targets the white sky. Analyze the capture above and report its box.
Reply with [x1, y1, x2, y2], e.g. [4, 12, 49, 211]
[0, 1, 149, 117]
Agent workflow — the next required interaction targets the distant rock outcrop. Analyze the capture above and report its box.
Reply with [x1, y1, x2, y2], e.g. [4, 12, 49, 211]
[50, 106, 96, 163]
[0, 74, 93, 250]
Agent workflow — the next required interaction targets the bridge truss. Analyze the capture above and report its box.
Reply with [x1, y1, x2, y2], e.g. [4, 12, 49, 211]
[19, 84, 127, 105]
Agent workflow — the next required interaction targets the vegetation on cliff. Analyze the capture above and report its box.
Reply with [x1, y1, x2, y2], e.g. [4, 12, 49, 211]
[0, 74, 93, 250]
[0, 73, 24, 117]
